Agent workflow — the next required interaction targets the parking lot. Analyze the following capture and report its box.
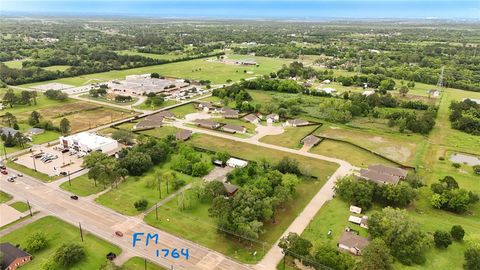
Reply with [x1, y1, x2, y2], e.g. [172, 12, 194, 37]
[14, 145, 85, 177]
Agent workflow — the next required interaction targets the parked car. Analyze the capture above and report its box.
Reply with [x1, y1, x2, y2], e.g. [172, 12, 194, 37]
[1, 170, 8, 175]
[61, 148, 69, 153]
[115, 231, 124, 237]
[70, 195, 79, 200]
[0, 165, 6, 170]
[60, 172, 68, 176]
[16, 173, 23, 177]
[7, 177, 15, 182]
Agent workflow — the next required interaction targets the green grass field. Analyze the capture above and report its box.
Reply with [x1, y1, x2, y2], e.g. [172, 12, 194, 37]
[116, 50, 185, 60]
[20, 54, 290, 88]
[0, 88, 77, 115]
[121, 257, 166, 270]
[134, 99, 177, 111]
[0, 216, 121, 270]
[188, 134, 338, 180]
[3, 59, 26, 69]
[260, 125, 319, 149]
[310, 139, 397, 168]
[145, 176, 329, 264]
[60, 174, 107, 197]
[169, 103, 198, 118]
[8, 201, 29, 212]
[79, 94, 138, 106]
[96, 159, 208, 216]
[0, 190, 13, 203]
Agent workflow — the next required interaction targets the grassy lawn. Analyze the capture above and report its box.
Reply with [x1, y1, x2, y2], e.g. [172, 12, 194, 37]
[9, 201, 30, 212]
[20, 54, 291, 88]
[260, 125, 320, 149]
[60, 173, 107, 197]
[7, 159, 59, 182]
[121, 257, 166, 270]
[43, 65, 71, 72]
[313, 122, 425, 166]
[116, 50, 186, 61]
[0, 190, 13, 203]
[138, 126, 180, 139]
[96, 159, 208, 216]
[310, 139, 398, 168]
[134, 99, 177, 111]
[188, 134, 338, 180]
[169, 103, 198, 118]
[145, 176, 329, 264]
[0, 216, 121, 270]
[3, 59, 26, 69]
[0, 88, 77, 115]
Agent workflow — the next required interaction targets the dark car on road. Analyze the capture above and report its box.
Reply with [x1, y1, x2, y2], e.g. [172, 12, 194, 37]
[106, 252, 117, 261]
[70, 195, 79, 200]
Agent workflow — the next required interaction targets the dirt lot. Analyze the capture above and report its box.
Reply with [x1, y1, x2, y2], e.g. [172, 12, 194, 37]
[15, 145, 85, 177]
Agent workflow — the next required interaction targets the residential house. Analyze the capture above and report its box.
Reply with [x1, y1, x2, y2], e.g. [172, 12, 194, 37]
[0, 127, 19, 137]
[221, 109, 239, 119]
[154, 110, 175, 119]
[0, 243, 32, 270]
[176, 130, 192, 141]
[197, 102, 216, 112]
[134, 112, 165, 130]
[193, 119, 221, 129]
[428, 89, 440, 98]
[337, 231, 370, 256]
[362, 90, 375, 96]
[359, 164, 408, 185]
[284, 119, 309, 127]
[221, 124, 247, 134]
[27, 128, 44, 136]
[266, 114, 279, 124]
[243, 114, 259, 124]
[301, 135, 321, 146]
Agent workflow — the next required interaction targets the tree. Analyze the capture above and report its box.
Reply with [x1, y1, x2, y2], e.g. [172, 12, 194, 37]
[473, 165, 480, 175]
[311, 243, 355, 270]
[3, 112, 17, 127]
[119, 151, 153, 176]
[334, 176, 375, 209]
[83, 151, 109, 168]
[278, 232, 312, 258]
[434, 230, 452, 249]
[212, 151, 230, 165]
[379, 79, 396, 91]
[450, 225, 465, 241]
[358, 239, 393, 270]
[275, 157, 301, 175]
[375, 182, 416, 207]
[54, 243, 85, 267]
[26, 231, 48, 253]
[28, 111, 42, 126]
[368, 207, 431, 265]
[151, 72, 160, 78]
[59, 118, 70, 134]
[134, 199, 148, 211]
[201, 181, 226, 201]
[3, 89, 16, 108]
[111, 129, 134, 145]
[464, 243, 480, 270]
[399, 86, 409, 96]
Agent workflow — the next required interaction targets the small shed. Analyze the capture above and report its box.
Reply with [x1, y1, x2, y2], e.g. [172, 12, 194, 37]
[227, 157, 248, 168]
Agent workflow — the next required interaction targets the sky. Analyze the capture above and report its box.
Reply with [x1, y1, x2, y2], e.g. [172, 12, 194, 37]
[1, 0, 479, 20]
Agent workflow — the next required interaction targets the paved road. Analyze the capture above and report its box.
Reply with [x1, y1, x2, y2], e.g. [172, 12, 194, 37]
[173, 120, 357, 269]
[0, 170, 252, 270]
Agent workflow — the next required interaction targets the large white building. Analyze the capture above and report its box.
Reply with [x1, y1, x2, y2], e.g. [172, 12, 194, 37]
[59, 132, 118, 153]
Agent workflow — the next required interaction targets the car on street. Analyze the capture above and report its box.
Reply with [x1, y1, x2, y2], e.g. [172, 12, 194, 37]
[7, 177, 15, 182]
[70, 195, 79, 200]
[1, 170, 8, 175]
[0, 165, 6, 170]
[115, 231, 124, 237]
[16, 173, 23, 177]
[106, 252, 117, 260]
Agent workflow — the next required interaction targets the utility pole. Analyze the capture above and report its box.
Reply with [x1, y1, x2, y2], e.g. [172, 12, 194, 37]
[158, 178, 161, 199]
[68, 171, 71, 186]
[155, 203, 158, 220]
[32, 153, 37, 172]
[26, 200, 33, 216]
[144, 257, 147, 270]
[79, 222, 84, 242]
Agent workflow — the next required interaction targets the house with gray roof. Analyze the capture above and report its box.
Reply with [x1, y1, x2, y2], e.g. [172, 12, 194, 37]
[284, 119, 309, 127]
[222, 124, 247, 134]
[0, 242, 32, 270]
[0, 127, 19, 137]
[193, 119, 221, 129]
[243, 114, 259, 124]
[337, 231, 370, 255]
[301, 135, 321, 146]
[176, 129, 192, 141]
[359, 164, 407, 185]
[221, 109, 239, 119]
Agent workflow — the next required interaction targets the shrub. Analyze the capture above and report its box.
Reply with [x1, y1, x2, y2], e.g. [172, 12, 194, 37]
[173, 178, 186, 190]
[464, 244, 480, 270]
[452, 163, 461, 168]
[134, 199, 148, 211]
[434, 230, 452, 249]
[438, 156, 445, 161]
[26, 231, 48, 253]
[54, 243, 85, 267]
[450, 225, 465, 241]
